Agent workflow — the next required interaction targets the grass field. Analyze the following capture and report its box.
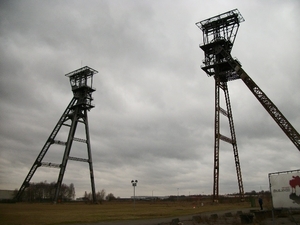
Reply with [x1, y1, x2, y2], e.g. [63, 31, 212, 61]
[0, 200, 252, 225]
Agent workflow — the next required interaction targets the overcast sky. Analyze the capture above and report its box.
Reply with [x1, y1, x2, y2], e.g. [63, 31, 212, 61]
[0, 0, 299, 199]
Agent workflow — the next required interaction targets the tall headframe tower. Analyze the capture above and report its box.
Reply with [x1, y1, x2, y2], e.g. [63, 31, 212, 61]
[196, 9, 245, 201]
[196, 9, 300, 202]
[16, 66, 98, 203]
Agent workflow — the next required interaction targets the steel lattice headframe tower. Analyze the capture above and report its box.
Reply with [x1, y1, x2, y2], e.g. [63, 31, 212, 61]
[16, 66, 98, 203]
[196, 9, 300, 202]
[196, 9, 245, 202]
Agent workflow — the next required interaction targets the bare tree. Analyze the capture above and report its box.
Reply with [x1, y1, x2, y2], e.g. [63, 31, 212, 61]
[96, 189, 106, 204]
[106, 193, 116, 201]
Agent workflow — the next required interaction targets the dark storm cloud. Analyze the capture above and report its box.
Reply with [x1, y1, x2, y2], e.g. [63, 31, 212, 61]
[0, 0, 299, 198]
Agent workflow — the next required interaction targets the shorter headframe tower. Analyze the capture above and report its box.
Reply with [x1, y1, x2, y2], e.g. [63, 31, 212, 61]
[196, 9, 245, 202]
[16, 66, 98, 203]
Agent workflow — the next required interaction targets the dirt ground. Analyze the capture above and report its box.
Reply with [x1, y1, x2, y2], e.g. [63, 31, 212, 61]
[68, 207, 300, 225]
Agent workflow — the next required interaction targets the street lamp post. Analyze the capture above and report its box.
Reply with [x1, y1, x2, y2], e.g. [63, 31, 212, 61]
[131, 180, 138, 209]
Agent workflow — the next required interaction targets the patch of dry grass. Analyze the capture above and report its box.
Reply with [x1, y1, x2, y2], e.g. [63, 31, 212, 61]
[0, 201, 250, 225]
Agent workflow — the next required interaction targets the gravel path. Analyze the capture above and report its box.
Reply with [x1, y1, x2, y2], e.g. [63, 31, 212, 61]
[68, 208, 257, 225]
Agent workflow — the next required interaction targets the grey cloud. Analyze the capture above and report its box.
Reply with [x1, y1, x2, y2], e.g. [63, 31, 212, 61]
[0, 0, 299, 198]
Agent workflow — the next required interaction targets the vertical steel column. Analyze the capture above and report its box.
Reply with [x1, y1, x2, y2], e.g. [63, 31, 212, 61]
[213, 77, 220, 202]
[223, 83, 244, 200]
[84, 109, 97, 203]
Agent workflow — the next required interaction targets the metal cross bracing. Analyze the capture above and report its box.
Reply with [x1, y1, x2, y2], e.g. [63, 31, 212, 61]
[196, 9, 300, 202]
[16, 66, 98, 203]
[213, 77, 244, 201]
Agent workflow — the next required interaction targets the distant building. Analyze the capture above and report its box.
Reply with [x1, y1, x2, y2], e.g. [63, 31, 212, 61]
[0, 190, 15, 201]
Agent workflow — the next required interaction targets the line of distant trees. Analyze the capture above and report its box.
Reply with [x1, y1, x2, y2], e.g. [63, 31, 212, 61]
[83, 189, 116, 203]
[16, 181, 75, 202]
[16, 181, 117, 203]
